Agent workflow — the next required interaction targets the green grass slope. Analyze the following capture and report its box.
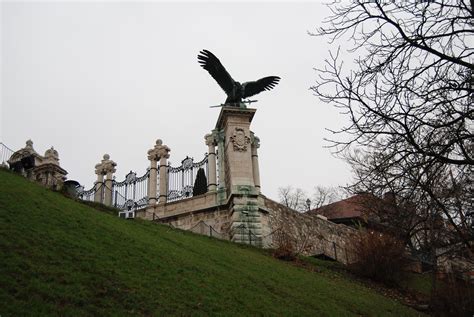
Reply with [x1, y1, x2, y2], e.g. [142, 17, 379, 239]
[0, 169, 423, 316]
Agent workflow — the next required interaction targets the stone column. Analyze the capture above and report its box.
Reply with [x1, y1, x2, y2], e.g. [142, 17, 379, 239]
[215, 106, 265, 246]
[251, 133, 261, 194]
[158, 156, 169, 204]
[147, 157, 158, 206]
[147, 139, 170, 205]
[215, 130, 227, 203]
[103, 154, 117, 206]
[94, 165, 105, 203]
[205, 133, 217, 193]
[94, 154, 116, 206]
[104, 172, 114, 206]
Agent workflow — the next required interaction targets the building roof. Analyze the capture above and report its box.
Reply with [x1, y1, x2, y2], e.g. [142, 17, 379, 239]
[307, 193, 377, 221]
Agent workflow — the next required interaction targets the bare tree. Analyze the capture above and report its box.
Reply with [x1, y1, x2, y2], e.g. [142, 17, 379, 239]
[278, 186, 308, 212]
[312, 1, 473, 164]
[311, 185, 345, 209]
[312, 1, 473, 253]
[346, 149, 472, 254]
[278, 185, 345, 212]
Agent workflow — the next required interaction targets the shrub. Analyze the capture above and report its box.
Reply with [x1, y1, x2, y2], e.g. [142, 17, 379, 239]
[271, 224, 315, 262]
[272, 229, 297, 261]
[349, 230, 408, 286]
[430, 275, 474, 317]
[193, 168, 208, 196]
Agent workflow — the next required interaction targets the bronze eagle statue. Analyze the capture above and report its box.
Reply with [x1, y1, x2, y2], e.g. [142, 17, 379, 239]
[198, 49, 280, 106]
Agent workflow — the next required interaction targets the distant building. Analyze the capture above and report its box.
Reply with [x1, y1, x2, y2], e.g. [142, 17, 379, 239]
[306, 193, 379, 227]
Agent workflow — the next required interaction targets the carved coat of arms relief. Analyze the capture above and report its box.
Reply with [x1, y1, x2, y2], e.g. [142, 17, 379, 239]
[230, 127, 251, 152]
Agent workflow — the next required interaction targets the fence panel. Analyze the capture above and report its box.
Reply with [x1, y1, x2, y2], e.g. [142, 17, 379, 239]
[167, 155, 208, 202]
[112, 169, 150, 211]
[78, 183, 103, 202]
[0, 142, 14, 165]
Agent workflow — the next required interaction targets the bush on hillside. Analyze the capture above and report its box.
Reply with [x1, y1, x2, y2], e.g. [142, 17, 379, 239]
[271, 224, 316, 262]
[430, 274, 474, 317]
[349, 230, 408, 286]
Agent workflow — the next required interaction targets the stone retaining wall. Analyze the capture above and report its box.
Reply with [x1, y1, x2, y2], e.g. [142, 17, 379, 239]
[263, 197, 357, 264]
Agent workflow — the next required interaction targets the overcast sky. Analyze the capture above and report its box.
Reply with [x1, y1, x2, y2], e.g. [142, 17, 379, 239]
[1, 1, 353, 201]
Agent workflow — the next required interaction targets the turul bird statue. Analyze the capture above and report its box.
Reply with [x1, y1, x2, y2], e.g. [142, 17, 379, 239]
[198, 49, 280, 106]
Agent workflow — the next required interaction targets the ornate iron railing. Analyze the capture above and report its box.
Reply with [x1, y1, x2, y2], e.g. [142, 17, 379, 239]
[112, 169, 151, 211]
[78, 183, 102, 202]
[167, 154, 209, 202]
[0, 142, 14, 165]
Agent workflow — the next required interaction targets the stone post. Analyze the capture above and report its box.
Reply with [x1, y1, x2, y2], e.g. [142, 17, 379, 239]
[147, 139, 171, 205]
[103, 155, 117, 206]
[215, 106, 265, 245]
[94, 164, 105, 203]
[205, 133, 217, 193]
[251, 133, 261, 194]
[215, 130, 227, 203]
[147, 158, 158, 206]
[94, 154, 116, 206]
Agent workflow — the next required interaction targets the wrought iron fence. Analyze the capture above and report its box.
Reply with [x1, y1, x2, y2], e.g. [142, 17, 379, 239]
[112, 169, 150, 211]
[78, 183, 103, 202]
[77, 153, 210, 209]
[0, 142, 14, 165]
[167, 154, 209, 202]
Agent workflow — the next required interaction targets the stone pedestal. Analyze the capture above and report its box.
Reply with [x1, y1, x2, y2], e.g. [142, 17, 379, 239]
[215, 106, 265, 245]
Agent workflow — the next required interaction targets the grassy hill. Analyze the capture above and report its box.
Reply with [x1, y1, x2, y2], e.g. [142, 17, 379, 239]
[0, 169, 424, 316]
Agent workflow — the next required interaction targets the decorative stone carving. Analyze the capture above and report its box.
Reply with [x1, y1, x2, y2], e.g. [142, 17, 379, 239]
[7, 140, 67, 189]
[147, 139, 171, 161]
[147, 139, 171, 205]
[230, 127, 251, 152]
[95, 154, 117, 175]
[42, 147, 60, 165]
[8, 139, 42, 169]
[205, 133, 217, 146]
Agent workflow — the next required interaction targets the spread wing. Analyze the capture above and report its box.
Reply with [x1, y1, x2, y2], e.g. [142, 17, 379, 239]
[242, 76, 280, 98]
[198, 50, 235, 96]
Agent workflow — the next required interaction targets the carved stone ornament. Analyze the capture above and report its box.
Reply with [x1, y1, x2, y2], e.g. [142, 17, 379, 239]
[95, 154, 117, 175]
[148, 139, 171, 161]
[204, 133, 217, 147]
[230, 127, 251, 152]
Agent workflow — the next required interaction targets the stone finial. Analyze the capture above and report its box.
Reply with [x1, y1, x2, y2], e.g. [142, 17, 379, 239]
[95, 153, 117, 175]
[26, 139, 33, 149]
[147, 139, 171, 161]
[205, 133, 217, 146]
[44, 147, 60, 165]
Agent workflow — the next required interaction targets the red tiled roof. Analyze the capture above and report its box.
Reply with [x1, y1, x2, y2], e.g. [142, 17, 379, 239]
[307, 193, 377, 220]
